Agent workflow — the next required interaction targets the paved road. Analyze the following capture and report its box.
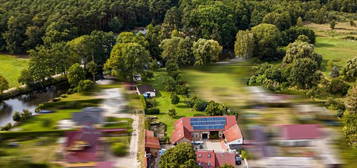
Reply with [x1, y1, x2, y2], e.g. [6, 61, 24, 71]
[96, 85, 140, 168]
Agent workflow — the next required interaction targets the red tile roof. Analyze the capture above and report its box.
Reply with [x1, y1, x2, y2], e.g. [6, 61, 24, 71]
[65, 126, 100, 163]
[224, 124, 243, 143]
[196, 150, 236, 168]
[196, 150, 216, 168]
[171, 116, 242, 144]
[145, 130, 161, 149]
[279, 124, 321, 140]
[215, 152, 236, 167]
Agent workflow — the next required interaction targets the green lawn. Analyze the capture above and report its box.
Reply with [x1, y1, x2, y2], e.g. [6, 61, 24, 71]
[146, 71, 203, 136]
[0, 54, 29, 88]
[315, 36, 357, 68]
[183, 62, 253, 106]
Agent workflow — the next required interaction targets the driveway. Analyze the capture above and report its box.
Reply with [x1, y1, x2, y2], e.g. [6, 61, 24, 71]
[96, 82, 140, 168]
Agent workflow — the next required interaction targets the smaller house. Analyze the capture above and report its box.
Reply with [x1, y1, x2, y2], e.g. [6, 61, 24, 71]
[137, 85, 156, 98]
[145, 130, 161, 156]
[72, 107, 104, 126]
[196, 150, 236, 168]
[276, 124, 322, 146]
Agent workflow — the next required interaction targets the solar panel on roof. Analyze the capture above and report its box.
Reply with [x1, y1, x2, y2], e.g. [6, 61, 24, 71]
[190, 117, 227, 130]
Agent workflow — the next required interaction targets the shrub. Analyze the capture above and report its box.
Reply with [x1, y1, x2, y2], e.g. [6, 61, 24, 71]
[171, 93, 180, 104]
[111, 143, 128, 156]
[77, 80, 95, 92]
[145, 108, 160, 115]
[42, 119, 52, 127]
[326, 79, 350, 96]
[168, 108, 177, 118]
[21, 110, 32, 121]
[176, 85, 189, 95]
[194, 99, 208, 111]
[163, 76, 176, 92]
[1, 123, 12, 131]
[13, 112, 22, 122]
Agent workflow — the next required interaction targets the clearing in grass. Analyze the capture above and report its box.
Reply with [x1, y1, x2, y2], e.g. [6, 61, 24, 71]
[0, 54, 29, 88]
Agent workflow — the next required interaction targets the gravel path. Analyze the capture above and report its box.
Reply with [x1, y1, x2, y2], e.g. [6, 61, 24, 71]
[96, 85, 140, 168]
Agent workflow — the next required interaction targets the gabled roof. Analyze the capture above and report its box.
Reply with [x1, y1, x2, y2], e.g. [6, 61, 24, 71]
[65, 126, 101, 163]
[196, 150, 215, 168]
[145, 130, 160, 149]
[171, 116, 242, 144]
[137, 85, 156, 94]
[72, 107, 104, 125]
[224, 124, 243, 143]
[279, 124, 321, 140]
[196, 150, 236, 168]
[215, 152, 236, 167]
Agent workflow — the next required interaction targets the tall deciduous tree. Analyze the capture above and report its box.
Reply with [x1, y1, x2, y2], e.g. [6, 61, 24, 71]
[345, 86, 357, 114]
[160, 36, 194, 66]
[116, 32, 149, 49]
[67, 35, 95, 68]
[104, 43, 150, 81]
[0, 75, 9, 93]
[289, 58, 321, 89]
[159, 142, 199, 168]
[342, 57, 357, 82]
[234, 30, 255, 59]
[251, 24, 281, 60]
[283, 40, 322, 66]
[262, 12, 292, 30]
[67, 63, 85, 87]
[192, 39, 222, 66]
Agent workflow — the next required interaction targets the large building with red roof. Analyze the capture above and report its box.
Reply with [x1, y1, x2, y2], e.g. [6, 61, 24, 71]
[196, 150, 236, 168]
[171, 116, 243, 151]
[276, 124, 322, 146]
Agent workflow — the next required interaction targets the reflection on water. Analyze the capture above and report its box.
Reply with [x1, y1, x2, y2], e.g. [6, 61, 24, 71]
[0, 86, 65, 127]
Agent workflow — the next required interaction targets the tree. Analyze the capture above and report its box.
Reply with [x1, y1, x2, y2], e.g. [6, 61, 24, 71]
[262, 12, 291, 30]
[342, 57, 357, 82]
[104, 43, 150, 81]
[289, 58, 321, 89]
[87, 61, 97, 81]
[13, 112, 21, 122]
[205, 101, 228, 116]
[160, 36, 195, 66]
[282, 26, 316, 45]
[168, 108, 177, 118]
[296, 17, 303, 27]
[330, 66, 340, 78]
[330, 20, 336, 30]
[283, 40, 322, 67]
[67, 63, 85, 87]
[296, 35, 311, 43]
[251, 24, 281, 60]
[345, 86, 357, 114]
[192, 39, 222, 66]
[171, 93, 180, 104]
[343, 112, 357, 148]
[77, 80, 95, 93]
[234, 30, 255, 59]
[182, 3, 237, 47]
[326, 78, 350, 96]
[18, 69, 34, 85]
[159, 142, 199, 168]
[116, 32, 149, 49]
[0, 75, 9, 93]
[67, 35, 95, 68]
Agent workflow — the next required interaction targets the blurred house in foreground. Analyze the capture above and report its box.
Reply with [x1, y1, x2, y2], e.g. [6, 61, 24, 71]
[72, 107, 104, 126]
[145, 129, 161, 168]
[275, 124, 322, 146]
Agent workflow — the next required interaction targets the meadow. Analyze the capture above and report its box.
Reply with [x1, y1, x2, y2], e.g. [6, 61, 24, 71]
[0, 54, 29, 88]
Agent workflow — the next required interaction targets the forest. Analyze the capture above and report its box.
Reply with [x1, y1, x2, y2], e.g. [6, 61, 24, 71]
[0, 0, 356, 167]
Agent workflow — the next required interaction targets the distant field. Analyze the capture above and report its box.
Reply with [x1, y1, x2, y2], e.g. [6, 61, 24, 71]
[0, 54, 29, 87]
[307, 22, 357, 68]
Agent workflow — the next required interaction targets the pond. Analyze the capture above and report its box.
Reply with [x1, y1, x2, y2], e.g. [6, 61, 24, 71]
[0, 86, 67, 127]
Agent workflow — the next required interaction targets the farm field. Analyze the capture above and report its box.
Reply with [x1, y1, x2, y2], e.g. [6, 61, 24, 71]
[307, 22, 357, 68]
[0, 54, 29, 88]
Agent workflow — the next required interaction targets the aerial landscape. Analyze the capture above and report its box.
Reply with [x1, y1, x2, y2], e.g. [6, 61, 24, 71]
[0, 0, 356, 168]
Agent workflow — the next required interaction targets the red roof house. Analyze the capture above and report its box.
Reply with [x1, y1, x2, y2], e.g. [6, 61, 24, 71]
[279, 124, 321, 140]
[196, 150, 236, 168]
[171, 116, 243, 149]
[145, 130, 161, 149]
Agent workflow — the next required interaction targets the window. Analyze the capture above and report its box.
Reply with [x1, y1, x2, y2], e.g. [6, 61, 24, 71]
[208, 162, 211, 166]
[208, 154, 211, 158]
[198, 154, 202, 158]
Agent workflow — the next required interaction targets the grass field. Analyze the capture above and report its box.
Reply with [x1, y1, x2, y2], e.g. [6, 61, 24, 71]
[0, 54, 29, 88]
[307, 22, 357, 69]
[146, 72, 203, 135]
[183, 62, 253, 106]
